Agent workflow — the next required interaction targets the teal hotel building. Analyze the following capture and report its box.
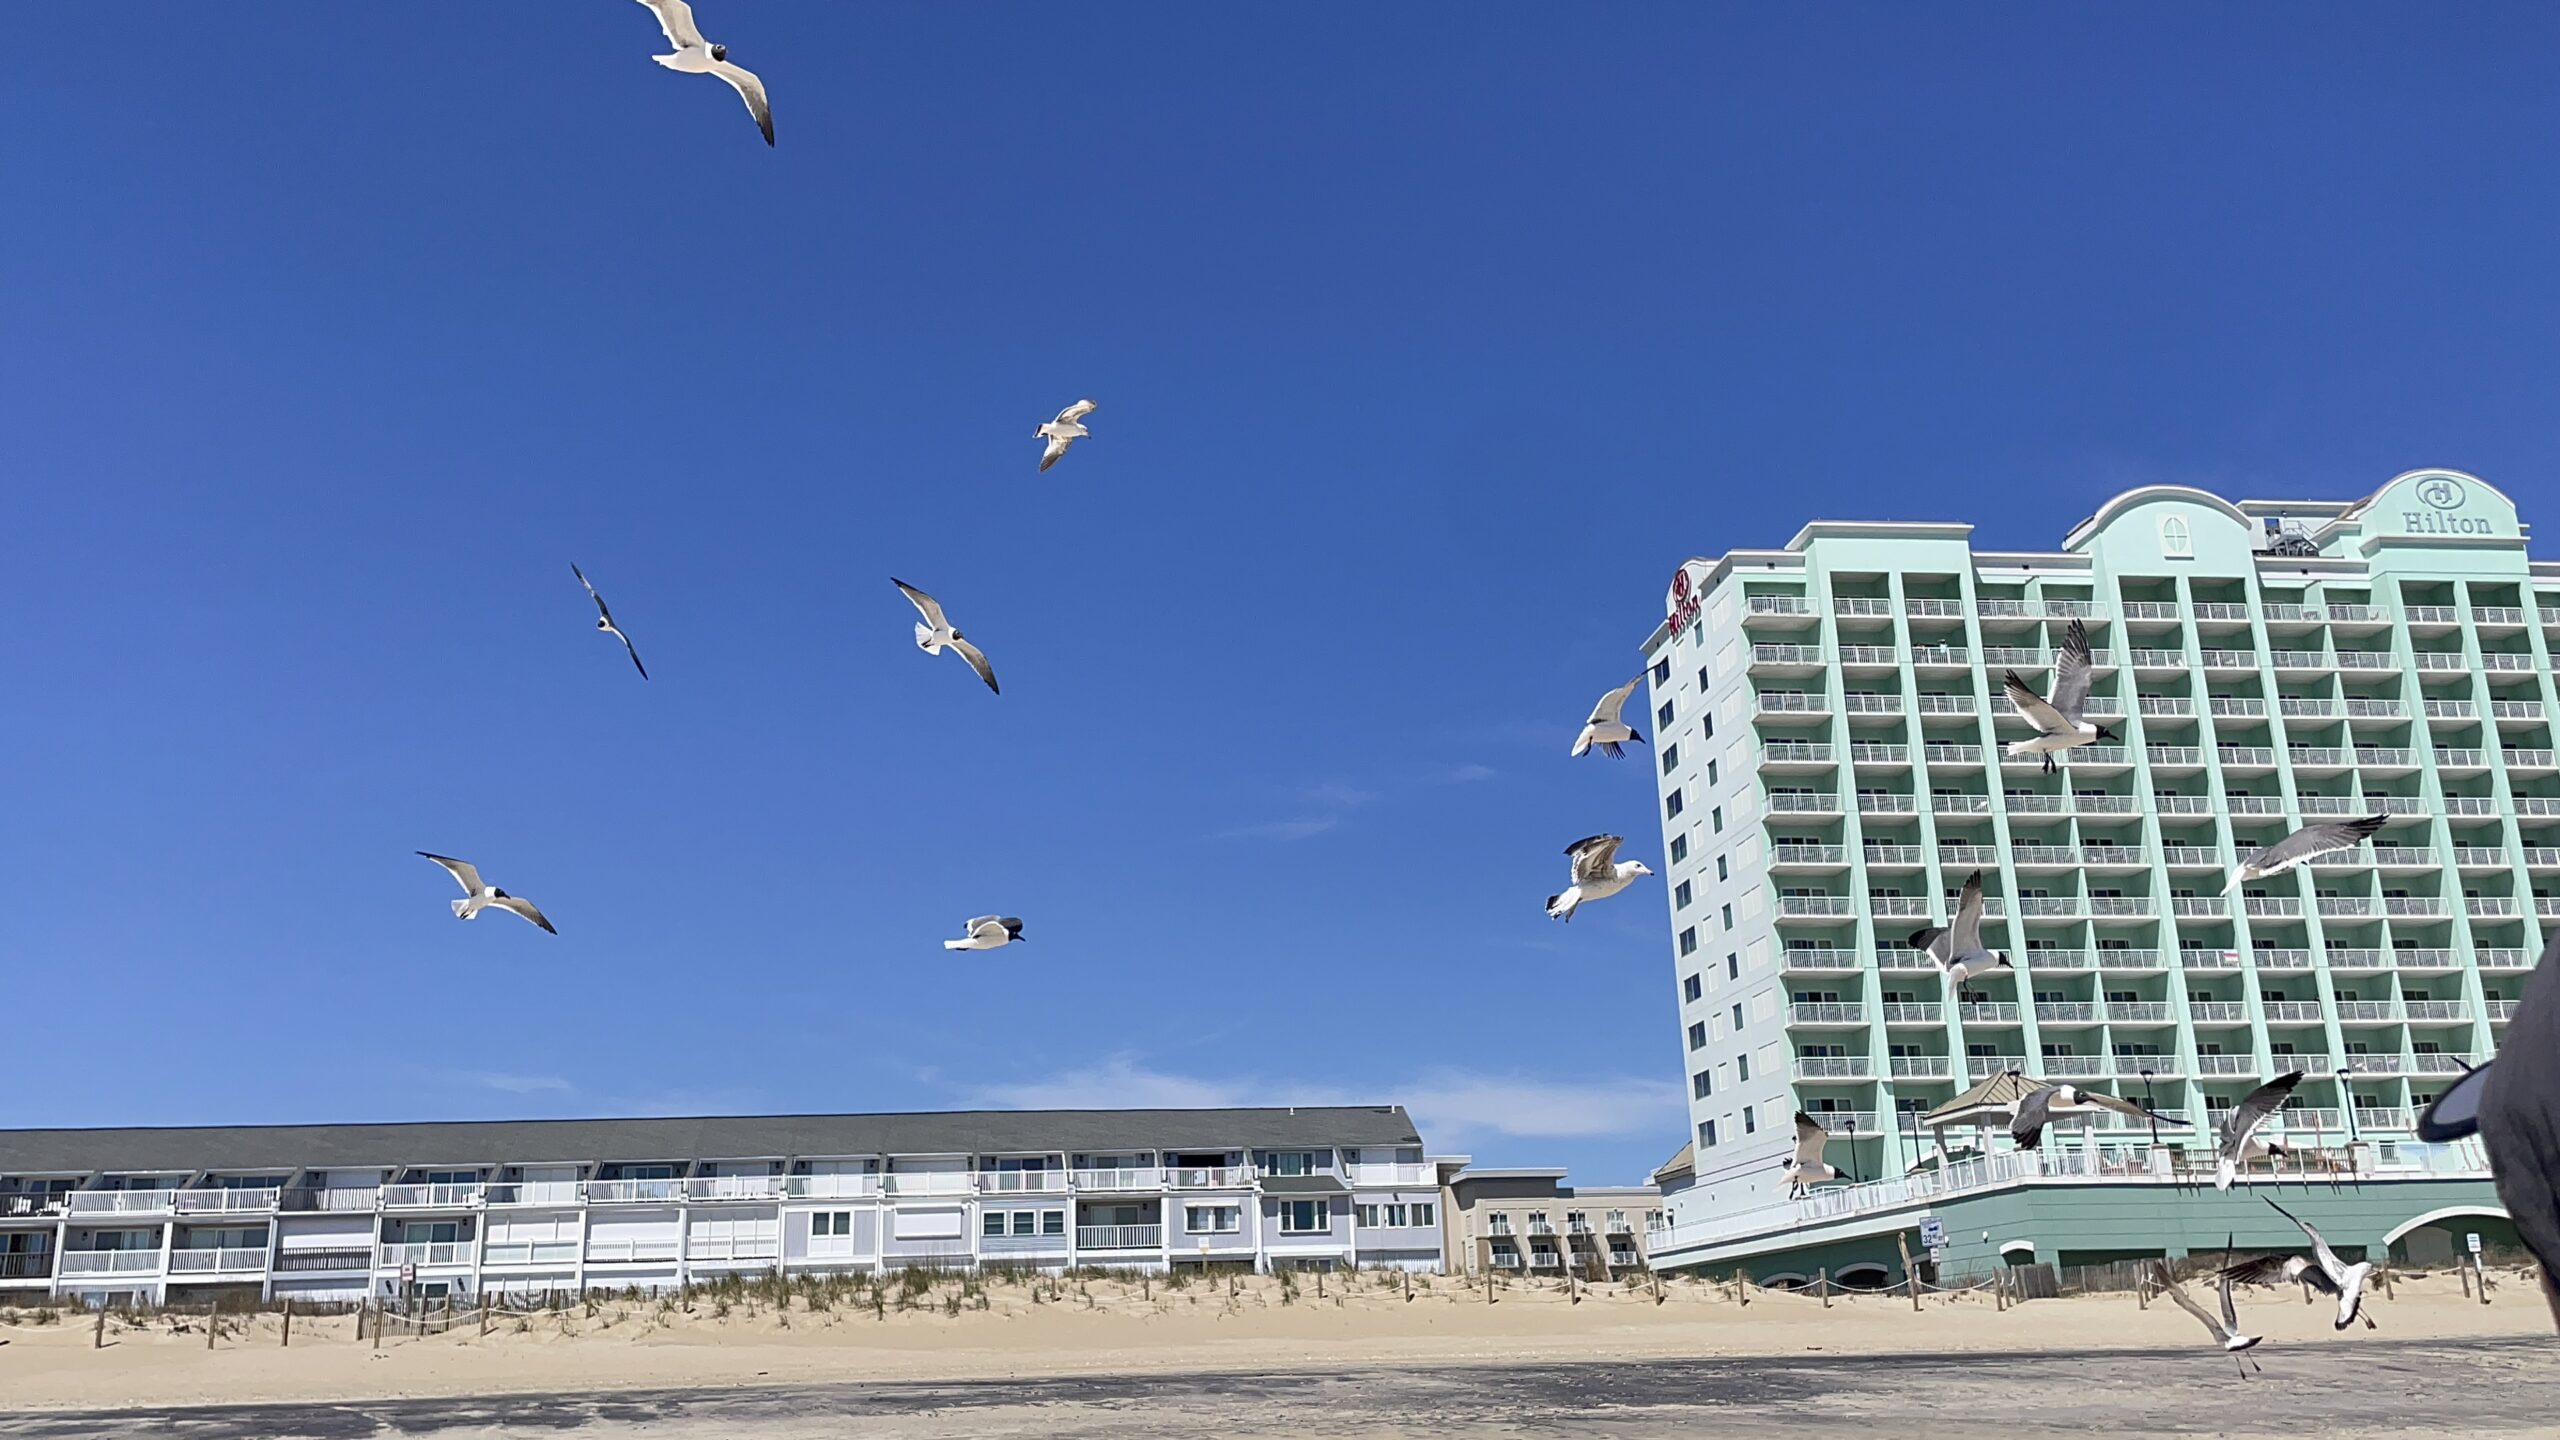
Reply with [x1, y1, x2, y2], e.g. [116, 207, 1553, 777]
[1641, 470, 2552, 1281]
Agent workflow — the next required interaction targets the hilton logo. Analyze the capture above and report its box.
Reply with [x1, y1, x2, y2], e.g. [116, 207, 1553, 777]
[2417, 477, 2466, 510]
[2404, 475, 2494, 535]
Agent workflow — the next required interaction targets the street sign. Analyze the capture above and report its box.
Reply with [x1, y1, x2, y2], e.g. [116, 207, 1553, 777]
[1919, 1216, 1947, 1251]
[2468, 1232, 2483, 1256]
[400, 1262, 416, 1286]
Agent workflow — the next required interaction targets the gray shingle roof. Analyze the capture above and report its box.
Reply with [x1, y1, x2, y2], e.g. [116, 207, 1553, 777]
[0, 1106, 1422, 1177]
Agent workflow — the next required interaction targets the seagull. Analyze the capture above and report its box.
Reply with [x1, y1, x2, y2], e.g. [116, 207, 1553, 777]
[2002, 618, 2112, 774]
[1036, 400, 1096, 472]
[1570, 677, 1646, 759]
[2012, 1082, 2185, 1151]
[1906, 870, 2014, 1001]
[2223, 1197, 2377, 1331]
[570, 564, 648, 679]
[1545, 834, 1652, 921]
[416, 853, 557, 935]
[942, 916, 1025, 951]
[1781, 1112, 1859, 1199]
[2222, 815, 2388, 894]
[892, 579, 999, 694]
[2155, 1244, 2264, 1378]
[2214, 1071, 2305, 1191]
[635, 0, 772, 146]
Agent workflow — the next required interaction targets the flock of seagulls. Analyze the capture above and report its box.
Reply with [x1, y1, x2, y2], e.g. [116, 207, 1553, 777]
[2155, 1202, 2377, 1379]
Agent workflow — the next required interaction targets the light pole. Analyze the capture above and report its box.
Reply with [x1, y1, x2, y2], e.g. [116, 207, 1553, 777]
[2139, 1068, 2159, 1150]
[2337, 1063, 2359, 1144]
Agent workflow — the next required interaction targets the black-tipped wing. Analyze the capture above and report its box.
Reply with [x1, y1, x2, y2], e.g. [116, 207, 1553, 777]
[1565, 834, 1623, 884]
[2050, 618, 2095, 720]
[614, 628, 648, 679]
[1907, 925, 1950, 959]
[2080, 1090, 2189, 1128]
[638, 0, 707, 49]
[2220, 1071, 2304, 1155]
[2011, 1086, 2056, 1146]
[1792, 1111, 1831, 1168]
[2004, 670, 2069, 734]
[2266, 1197, 2348, 1278]
[1950, 870, 1986, 954]
[2154, 1263, 2224, 1343]
[2240, 816, 2387, 875]
[571, 562, 614, 622]
[417, 852, 483, 895]
[1586, 677, 1642, 727]
[709, 60, 773, 146]
[950, 637, 999, 695]
[893, 579, 950, 630]
[489, 894, 557, 935]
[2217, 1253, 2302, 1289]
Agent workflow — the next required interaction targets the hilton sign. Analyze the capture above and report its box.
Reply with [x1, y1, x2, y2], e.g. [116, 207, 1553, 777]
[2401, 476, 2498, 536]
[1664, 560, 1711, 639]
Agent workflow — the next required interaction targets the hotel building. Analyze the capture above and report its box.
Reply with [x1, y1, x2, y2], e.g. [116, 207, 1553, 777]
[1639, 469, 2550, 1274]
[0, 1106, 1441, 1305]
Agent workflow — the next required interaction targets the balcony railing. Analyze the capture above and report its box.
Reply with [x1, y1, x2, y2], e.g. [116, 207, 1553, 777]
[377, 1242, 472, 1267]
[1782, 948, 1863, 972]
[977, 1171, 1070, 1194]
[1777, 896, 1854, 917]
[880, 1173, 976, 1197]
[172, 1188, 279, 1215]
[1958, 1002, 2020, 1024]
[1170, 1166, 1249, 1189]
[168, 1246, 268, 1274]
[0, 1253, 53, 1279]
[279, 1187, 381, 1213]
[684, 1236, 780, 1263]
[1070, 1167, 1163, 1190]
[274, 1248, 379, 1272]
[2404, 1001, 2469, 1022]
[2262, 1000, 2325, 1022]
[2041, 1055, 2111, 1079]
[2107, 1002, 2174, 1024]
[585, 1179, 684, 1204]
[66, 1190, 176, 1216]
[783, 1175, 882, 1199]
[2194, 1054, 2260, 1075]
[2480, 949, 2535, 970]
[481, 1241, 581, 1266]
[1792, 1057, 1875, 1080]
[2188, 1001, 2247, 1024]
[1879, 1002, 1942, 1025]
[1850, 743, 1910, 765]
[1888, 1056, 1951, 1079]
[585, 1239, 681, 1264]
[1764, 741, 1836, 764]
[381, 1183, 483, 1209]
[2035, 1002, 2098, 1024]
[1789, 1002, 1866, 1025]
[1078, 1224, 1164, 1250]
[58, 1250, 162, 1276]
[1746, 595, 1812, 618]
[684, 1175, 787, 1202]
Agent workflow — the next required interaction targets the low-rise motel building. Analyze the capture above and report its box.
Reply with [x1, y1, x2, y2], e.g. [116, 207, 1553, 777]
[1636, 469, 2551, 1283]
[0, 1107, 1451, 1306]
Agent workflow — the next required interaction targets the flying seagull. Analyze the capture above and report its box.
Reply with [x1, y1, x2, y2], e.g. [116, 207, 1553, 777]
[570, 563, 647, 679]
[2214, 1070, 2306, 1191]
[1545, 834, 1652, 921]
[1036, 399, 1096, 472]
[2002, 618, 2112, 773]
[1781, 1112, 1858, 1199]
[1907, 870, 2014, 1001]
[2155, 1244, 2264, 1378]
[1570, 677, 1646, 759]
[943, 916, 1025, 951]
[892, 579, 999, 694]
[2222, 814, 2387, 894]
[2012, 1082, 2185, 1151]
[635, 0, 772, 146]
[2223, 1197, 2376, 1331]
[417, 853, 557, 935]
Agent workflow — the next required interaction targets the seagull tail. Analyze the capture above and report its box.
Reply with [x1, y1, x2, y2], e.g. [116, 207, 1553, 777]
[450, 898, 471, 920]
[2220, 869, 2246, 896]
[1598, 741, 1623, 759]
[1570, 733, 1592, 758]
[941, 939, 971, 951]
[2213, 1159, 2236, 1192]
[1545, 891, 1577, 922]
[914, 622, 936, 650]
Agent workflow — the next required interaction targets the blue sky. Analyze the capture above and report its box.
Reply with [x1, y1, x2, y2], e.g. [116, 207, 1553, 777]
[3, 5, 2556, 1184]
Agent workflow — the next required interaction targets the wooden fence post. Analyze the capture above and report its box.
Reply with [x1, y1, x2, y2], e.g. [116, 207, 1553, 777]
[1897, 1235, 1921, 1312]
[1993, 1268, 2004, 1312]
[1404, 1269, 1413, 1303]
[281, 1298, 292, 1348]
[1818, 1268, 1830, 1309]
[93, 1306, 106, 1350]
[207, 1303, 218, 1350]
[372, 1301, 384, 1352]
[1485, 1268, 1495, 1304]
[1651, 1267, 1663, 1305]
[2477, 1257, 2493, 1306]
[2460, 1263, 2473, 1299]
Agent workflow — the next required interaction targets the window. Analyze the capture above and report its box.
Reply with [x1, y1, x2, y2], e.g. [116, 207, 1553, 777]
[1688, 1022, 1707, 1051]
[983, 1211, 1006, 1237]
[1721, 903, 1734, 929]
[1683, 973, 1703, 1001]
[1737, 1054, 1750, 1082]
[1743, 1105, 1757, 1135]
[1657, 700, 1675, 729]
[1700, 1120, 1719, 1148]
[1707, 759, 1720, 785]
[1185, 1204, 1240, 1234]
[1716, 856, 1728, 881]
[1727, 952, 1740, 981]
[2160, 515, 2193, 558]
[1712, 807, 1724, 833]
[1355, 1202, 1431, 1228]
[1652, 658, 1671, 685]
[1263, 1151, 1317, 1177]
[1703, 713, 1714, 739]
[1412, 1201, 1435, 1227]
[1661, 744, 1679, 775]
[1013, 1211, 1038, 1236]
[1278, 1200, 1329, 1233]
[1675, 881, 1693, 908]
[1694, 1071, 1713, 1099]
[1697, 668, 1710, 692]
[1731, 1003, 1744, 1030]
[1043, 1209, 1065, 1235]
[1679, 928, 1698, 957]
[1671, 835, 1689, 864]
[812, 1211, 852, 1237]
[1666, 790, 1685, 820]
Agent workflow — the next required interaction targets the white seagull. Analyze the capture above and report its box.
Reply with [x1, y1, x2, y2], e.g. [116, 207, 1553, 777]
[943, 916, 1025, 951]
[2002, 618, 2113, 773]
[2012, 1081, 2186, 1150]
[571, 563, 648, 679]
[2223, 1197, 2377, 1331]
[892, 579, 999, 694]
[1906, 869, 2014, 1000]
[1781, 1111, 1858, 1199]
[1036, 399, 1096, 472]
[1545, 834, 1652, 922]
[417, 853, 557, 935]
[2155, 1245, 2265, 1378]
[1570, 676, 1646, 759]
[635, 0, 773, 146]
[2213, 1070, 2306, 1191]
[2222, 814, 2388, 894]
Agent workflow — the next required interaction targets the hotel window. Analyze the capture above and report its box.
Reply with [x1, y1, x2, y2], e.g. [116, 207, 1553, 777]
[1707, 760, 1720, 785]
[1666, 790, 1685, 820]
[1727, 953, 1740, 981]
[1716, 856, 1728, 881]
[1703, 713, 1715, 739]
[1185, 1204, 1240, 1234]
[1737, 1054, 1750, 1082]
[1731, 1003, 1744, 1030]
[813, 1211, 853, 1236]
[1743, 1106, 1757, 1135]
[1684, 973, 1703, 1001]
[1721, 903, 1734, 929]
[1671, 835, 1689, 864]
[1694, 1071, 1712, 1099]
[1411, 1202, 1435, 1227]
[1658, 700, 1675, 729]
[1661, 744, 1679, 775]
[1675, 881, 1694, 908]
[1688, 1022, 1707, 1050]
[2160, 516, 2193, 558]
[1700, 1120, 1718, 1148]
[1697, 668, 1710, 692]
[1652, 658, 1671, 685]
[1262, 1151, 1317, 1177]
[1680, 928, 1698, 957]
[1712, 807, 1724, 833]
[1278, 1200, 1329, 1233]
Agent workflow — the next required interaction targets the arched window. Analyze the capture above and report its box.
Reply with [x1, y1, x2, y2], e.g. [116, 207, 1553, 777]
[2160, 515, 2194, 558]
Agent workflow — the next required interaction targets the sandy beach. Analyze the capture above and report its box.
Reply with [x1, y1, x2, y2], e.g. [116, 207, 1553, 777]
[1, 1268, 2550, 1434]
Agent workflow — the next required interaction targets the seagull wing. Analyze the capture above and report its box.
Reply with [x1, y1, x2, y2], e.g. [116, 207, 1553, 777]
[2003, 671, 2070, 734]
[2082, 1090, 2188, 1128]
[614, 628, 648, 680]
[2049, 618, 2095, 720]
[1565, 834, 1623, 884]
[417, 852, 484, 896]
[571, 562, 613, 621]
[489, 894, 558, 935]
[2239, 816, 2388, 875]
[892, 579, 950, 631]
[1039, 435, 1071, 471]
[708, 59, 773, 146]
[949, 637, 1000, 695]
[2220, 1071, 2304, 1156]
[1906, 925, 1951, 962]
[2266, 1197, 2348, 1280]
[2153, 1264, 2224, 1343]
[1585, 677, 1642, 727]
[2216, 1254, 2243, 1335]
[636, 0, 707, 49]
[962, 916, 1002, 941]
[2011, 1086, 2056, 1147]
[1792, 1111, 1831, 1169]
[2216, 1253, 2299, 1289]
[1949, 869, 1986, 954]
[1054, 399, 1096, 425]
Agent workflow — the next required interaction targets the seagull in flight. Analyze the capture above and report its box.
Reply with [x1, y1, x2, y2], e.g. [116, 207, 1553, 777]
[417, 853, 557, 935]
[1545, 834, 1652, 921]
[571, 564, 647, 679]
[1907, 870, 2014, 1001]
[2011, 1081, 2185, 1150]
[1036, 399, 1096, 472]
[1781, 1112, 1858, 1199]
[893, 579, 999, 694]
[943, 916, 1025, 951]
[635, 0, 773, 146]
[2002, 618, 2112, 773]
[2222, 815, 2387, 894]
[2223, 1197, 2377, 1331]
[1570, 677, 1646, 759]
[2155, 1244, 2264, 1378]
[2213, 1070, 2305, 1191]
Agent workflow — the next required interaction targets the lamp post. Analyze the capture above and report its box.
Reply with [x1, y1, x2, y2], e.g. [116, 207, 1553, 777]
[2139, 1068, 2159, 1150]
[2337, 1063, 2359, 1144]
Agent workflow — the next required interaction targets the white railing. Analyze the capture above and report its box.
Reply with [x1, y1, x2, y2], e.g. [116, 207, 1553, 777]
[1757, 693, 1826, 713]
[1857, 793, 1917, 813]
[2396, 949, 2462, 970]
[2333, 1000, 2397, 1022]
[2162, 846, 2222, 866]
[2480, 949, 2535, 970]
[481, 1241, 580, 1266]
[2131, 649, 2186, 668]
[2195, 1054, 2261, 1075]
[684, 1175, 786, 1202]
[1767, 793, 1841, 813]
[1747, 595, 1812, 617]
[585, 1238, 681, 1263]
[1880, 1002, 1943, 1025]
[1170, 1167, 1249, 1189]
[2328, 949, 2393, 970]
[2489, 700, 2544, 720]
[168, 1246, 269, 1274]
[1958, 1002, 2020, 1024]
[2043, 1055, 2111, 1079]
[1782, 948, 1863, 970]
[684, 1236, 779, 1263]
[1869, 895, 1934, 916]
[1764, 741, 1836, 763]
[585, 1179, 684, 1204]
[1753, 644, 1824, 665]
[784, 1175, 883, 1199]
[2188, 1002, 2247, 1024]
[2509, 749, 2557, 768]
[484, 1182, 583, 1206]
[1777, 895, 1854, 917]
[1070, 1168, 1163, 1190]
[281, 1186, 384, 1213]
[2244, 897, 2301, 918]
[381, 1183, 483, 1208]
[376, 1242, 470, 1267]
[2107, 1002, 2174, 1024]
[2489, 1001, 2518, 1021]
[2425, 698, 2476, 718]
[1890, 1056, 1951, 1079]
[1922, 744, 1983, 764]
[1915, 695, 1977, 715]
[2255, 949, 2315, 970]
[1912, 646, 1971, 666]
[1849, 743, 1909, 764]
[1346, 1163, 1429, 1186]
[67, 1191, 176, 1216]
[2262, 1000, 2325, 1022]
[977, 1171, 1069, 1194]
[881, 1172, 975, 1197]
[1967, 1054, 2033, 1079]
[2404, 1001, 2469, 1022]
[1792, 1057, 1874, 1079]
[1077, 1224, 1164, 1251]
[58, 1250, 162, 1276]
[2035, 1002, 2097, 1024]
[1775, 845, 1849, 866]
[171, 1188, 279, 1215]
[1857, 842, 1921, 865]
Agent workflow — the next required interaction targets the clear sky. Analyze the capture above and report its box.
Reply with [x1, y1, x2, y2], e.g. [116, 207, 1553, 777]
[3, 4, 2555, 1184]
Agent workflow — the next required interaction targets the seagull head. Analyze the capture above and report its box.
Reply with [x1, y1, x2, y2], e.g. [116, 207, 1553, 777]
[1624, 861, 1655, 879]
[1990, 952, 2015, 971]
[710, 43, 728, 60]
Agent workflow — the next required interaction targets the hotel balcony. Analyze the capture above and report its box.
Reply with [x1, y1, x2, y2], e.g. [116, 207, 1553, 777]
[2324, 949, 2391, 972]
[2041, 1055, 2112, 1080]
[683, 1175, 788, 1202]
[1913, 645, 1971, 671]
[1850, 742, 1911, 769]
[278, 1186, 381, 1213]
[2481, 949, 2537, 971]
[2035, 1002, 2099, 1026]
[2194, 1055, 2261, 1077]
[1069, 1167, 1165, 1192]
[586, 1179, 685, 1204]
[1921, 742, 1983, 767]
[167, 1188, 279, 1216]
[2426, 699, 2478, 721]
[1781, 947, 1864, 974]
[1776, 895, 1855, 919]
[1762, 741, 1836, 772]
[585, 1239, 680, 1265]
[2395, 949, 2463, 972]
[1169, 1166, 1250, 1188]
[2332, 1001, 2398, 1026]
[2162, 845, 2223, 869]
[1835, 643, 1902, 672]
[65, 1191, 176, 1217]
[1879, 1002, 1943, 1027]
[273, 1248, 379, 1273]
[2188, 1001, 2248, 1026]
[381, 1183, 483, 1209]
[2490, 700, 2546, 725]
[1889, 1056, 1952, 1080]
[782, 1175, 882, 1200]
[377, 1241, 473, 1268]
[0, 1253, 54, 1281]
[2510, 749, 2559, 771]
[480, 1240, 581, 1266]
[2457, 847, 2517, 869]
[975, 1170, 1070, 1195]
[1743, 594, 1815, 626]
[1078, 1224, 1164, 1251]
[1788, 1003, 1867, 1028]
[1865, 843, 1927, 868]
[168, 1246, 268, 1275]
[1750, 643, 1827, 675]
[1766, 792, 1842, 817]
[880, 1173, 977, 1197]
[58, 1251, 161, 1277]
[1967, 1054, 2033, 1080]
[2489, 1000, 2519, 1022]
[1756, 693, 1831, 722]
[2355, 1107, 2419, 1132]
[2106, 1001, 2175, 1025]
[1792, 1057, 1875, 1081]
[1957, 1002, 2021, 1025]
[1770, 845, 1849, 872]
[2252, 949, 2315, 971]
[2405, 1000, 2469, 1023]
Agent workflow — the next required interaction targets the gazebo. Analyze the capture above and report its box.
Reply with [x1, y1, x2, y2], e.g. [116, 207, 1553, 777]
[1913, 1070, 2055, 1170]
